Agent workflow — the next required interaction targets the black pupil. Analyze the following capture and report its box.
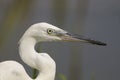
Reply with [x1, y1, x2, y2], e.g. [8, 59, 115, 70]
[48, 29, 53, 33]
[49, 30, 52, 32]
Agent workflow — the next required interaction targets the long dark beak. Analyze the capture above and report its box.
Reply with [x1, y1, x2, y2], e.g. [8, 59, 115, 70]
[60, 32, 107, 46]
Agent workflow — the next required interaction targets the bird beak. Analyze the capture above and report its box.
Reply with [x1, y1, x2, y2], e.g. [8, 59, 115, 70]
[60, 33, 84, 42]
[59, 32, 107, 46]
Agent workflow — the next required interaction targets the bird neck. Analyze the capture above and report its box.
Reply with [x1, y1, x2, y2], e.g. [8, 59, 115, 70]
[19, 37, 37, 69]
[19, 37, 56, 80]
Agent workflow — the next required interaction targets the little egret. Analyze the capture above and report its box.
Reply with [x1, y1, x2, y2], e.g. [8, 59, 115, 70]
[0, 22, 106, 80]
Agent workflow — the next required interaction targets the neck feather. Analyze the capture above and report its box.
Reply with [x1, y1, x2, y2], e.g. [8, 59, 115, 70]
[19, 37, 37, 68]
[19, 36, 55, 80]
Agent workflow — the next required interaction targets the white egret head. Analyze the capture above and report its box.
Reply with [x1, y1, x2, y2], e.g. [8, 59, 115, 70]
[20, 22, 106, 46]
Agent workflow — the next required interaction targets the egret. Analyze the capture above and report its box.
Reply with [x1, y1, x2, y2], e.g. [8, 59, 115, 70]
[0, 22, 106, 80]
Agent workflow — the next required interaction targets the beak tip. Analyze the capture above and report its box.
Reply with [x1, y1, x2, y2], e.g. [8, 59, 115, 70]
[87, 39, 107, 46]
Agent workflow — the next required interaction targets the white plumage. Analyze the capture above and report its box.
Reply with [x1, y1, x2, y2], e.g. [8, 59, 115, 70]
[0, 22, 106, 80]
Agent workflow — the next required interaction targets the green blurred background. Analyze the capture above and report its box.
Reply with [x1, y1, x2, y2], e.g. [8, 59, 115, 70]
[0, 0, 119, 80]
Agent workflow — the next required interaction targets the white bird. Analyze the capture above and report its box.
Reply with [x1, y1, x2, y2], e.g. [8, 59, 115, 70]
[0, 22, 106, 80]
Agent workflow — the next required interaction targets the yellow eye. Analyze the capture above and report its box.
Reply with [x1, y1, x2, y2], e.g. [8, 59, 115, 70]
[47, 28, 54, 34]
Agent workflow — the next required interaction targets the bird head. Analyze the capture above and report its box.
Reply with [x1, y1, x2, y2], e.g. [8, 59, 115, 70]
[20, 22, 106, 46]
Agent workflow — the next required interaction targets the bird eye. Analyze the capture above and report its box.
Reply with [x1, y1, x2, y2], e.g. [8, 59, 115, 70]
[47, 28, 54, 34]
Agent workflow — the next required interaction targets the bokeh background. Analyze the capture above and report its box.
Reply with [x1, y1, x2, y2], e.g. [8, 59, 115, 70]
[0, 0, 119, 80]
